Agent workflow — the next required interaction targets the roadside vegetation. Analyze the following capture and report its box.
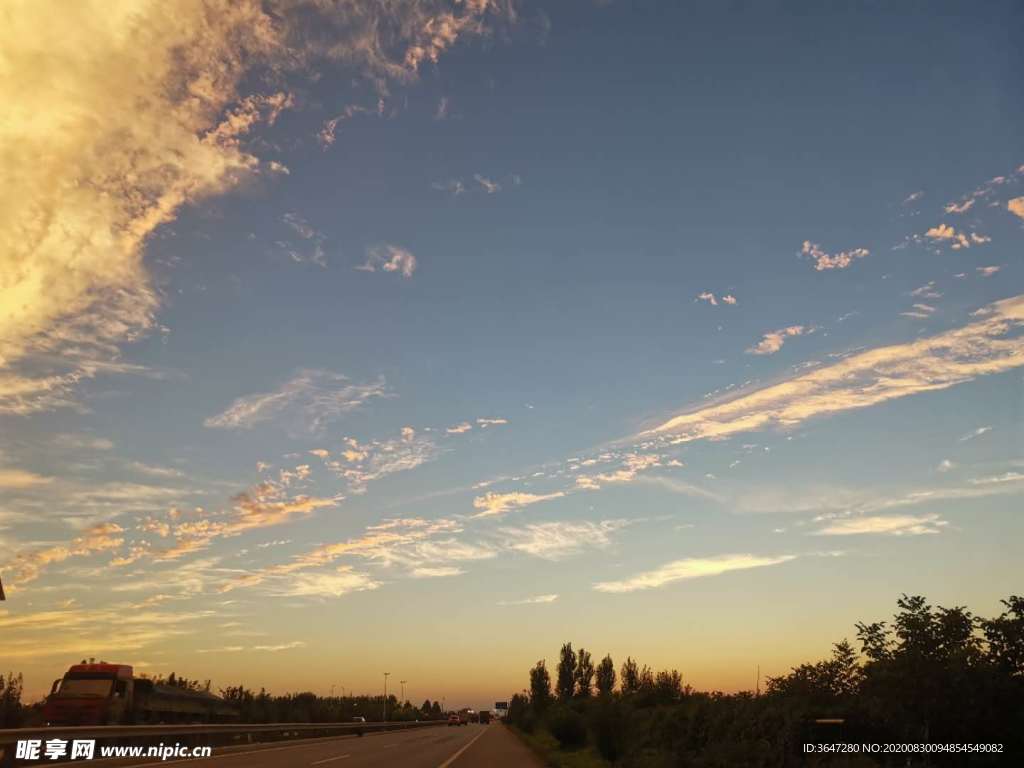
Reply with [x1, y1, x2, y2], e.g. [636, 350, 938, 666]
[505, 595, 1024, 767]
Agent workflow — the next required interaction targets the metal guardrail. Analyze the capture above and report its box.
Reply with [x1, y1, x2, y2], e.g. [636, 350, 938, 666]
[0, 720, 445, 766]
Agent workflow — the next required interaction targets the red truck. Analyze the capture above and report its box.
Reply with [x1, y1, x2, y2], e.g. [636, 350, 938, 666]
[42, 663, 238, 726]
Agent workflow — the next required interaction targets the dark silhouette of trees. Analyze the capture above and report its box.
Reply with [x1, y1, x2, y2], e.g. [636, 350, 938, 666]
[575, 647, 594, 698]
[507, 595, 1024, 766]
[619, 656, 639, 694]
[529, 660, 551, 712]
[0, 673, 24, 728]
[595, 654, 616, 696]
[556, 642, 576, 701]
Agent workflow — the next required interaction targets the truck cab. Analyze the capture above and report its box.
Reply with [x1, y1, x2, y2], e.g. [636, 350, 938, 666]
[43, 663, 134, 726]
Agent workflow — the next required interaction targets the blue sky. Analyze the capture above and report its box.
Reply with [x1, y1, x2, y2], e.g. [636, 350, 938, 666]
[1, 0, 1022, 707]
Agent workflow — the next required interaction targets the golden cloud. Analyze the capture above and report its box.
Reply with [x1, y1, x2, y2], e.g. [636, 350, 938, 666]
[647, 294, 1024, 442]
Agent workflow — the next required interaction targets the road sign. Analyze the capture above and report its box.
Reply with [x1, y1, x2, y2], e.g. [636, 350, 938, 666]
[494, 701, 508, 711]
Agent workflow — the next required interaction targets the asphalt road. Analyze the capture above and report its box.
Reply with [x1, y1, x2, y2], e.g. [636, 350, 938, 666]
[123, 724, 542, 768]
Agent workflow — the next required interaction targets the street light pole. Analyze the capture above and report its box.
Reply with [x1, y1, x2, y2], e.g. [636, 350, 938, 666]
[400, 680, 407, 705]
[383, 672, 391, 722]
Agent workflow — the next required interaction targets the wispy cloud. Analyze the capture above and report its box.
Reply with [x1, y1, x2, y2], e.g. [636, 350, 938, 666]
[813, 513, 947, 536]
[910, 281, 942, 299]
[3, 523, 124, 588]
[594, 554, 796, 593]
[326, 431, 440, 493]
[204, 370, 389, 432]
[357, 244, 418, 277]
[473, 174, 501, 193]
[747, 326, 807, 355]
[0, 468, 53, 489]
[270, 568, 380, 598]
[900, 303, 937, 320]
[472, 491, 566, 519]
[959, 426, 992, 443]
[647, 295, 1024, 443]
[278, 212, 327, 267]
[977, 266, 1001, 277]
[499, 520, 628, 561]
[800, 241, 869, 271]
[497, 594, 559, 606]
[432, 178, 465, 195]
[696, 292, 737, 307]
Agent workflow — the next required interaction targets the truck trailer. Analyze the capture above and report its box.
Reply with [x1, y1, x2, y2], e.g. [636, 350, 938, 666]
[42, 663, 238, 726]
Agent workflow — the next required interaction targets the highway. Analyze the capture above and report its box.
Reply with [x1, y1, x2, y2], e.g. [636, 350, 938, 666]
[121, 724, 541, 768]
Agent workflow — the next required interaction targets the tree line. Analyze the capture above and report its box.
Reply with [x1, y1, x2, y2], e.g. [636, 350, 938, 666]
[505, 595, 1024, 766]
[0, 666, 450, 728]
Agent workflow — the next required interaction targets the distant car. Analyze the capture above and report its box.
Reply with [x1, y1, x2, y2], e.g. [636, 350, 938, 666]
[352, 716, 366, 723]
[447, 713, 461, 726]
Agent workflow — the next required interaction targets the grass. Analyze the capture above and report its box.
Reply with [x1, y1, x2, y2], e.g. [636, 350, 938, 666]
[508, 724, 612, 768]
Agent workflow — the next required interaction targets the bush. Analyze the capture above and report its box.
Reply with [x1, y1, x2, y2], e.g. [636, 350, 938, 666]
[548, 706, 588, 750]
[589, 700, 627, 762]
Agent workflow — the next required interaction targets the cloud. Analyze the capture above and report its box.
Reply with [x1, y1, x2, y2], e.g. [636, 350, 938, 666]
[977, 266, 1001, 277]
[0, 468, 53, 489]
[410, 566, 464, 578]
[937, 459, 955, 473]
[900, 303, 937, 320]
[477, 417, 508, 427]
[647, 295, 1024, 443]
[3, 523, 124, 588]
[204, 370, 389, 432]
[696, 292, 736, 307]
[958, 426, 992, 443]
[446, 422, 473, 434]
[498, 594, 559, 606]
[472, 491, 566, 519]
[910, 282, 942, 299]
[594, 554, 796, 593]
[1, 1, 508, 412]
[473, 174, 501, 193]
[432, 178, 465, 195]
[326, 432, 440, 493]
[499, 520, 628, 561]
[902, 191, 924, 206]
[813, 513, 947, 536]
[575, 453, 662, 490]
[1009, 197, 1024, 220]
[968, 471, 1024, 486]
[944, 199, 975, 214]
[156, 483, 341, 560]
[801, 241, 869, 271]
[923, 224, 990, 250]
[357, 244, 417, 277]
[748, 326, 806, 355]
[270, 568, 379, 599]
[279, 213, 327, 267]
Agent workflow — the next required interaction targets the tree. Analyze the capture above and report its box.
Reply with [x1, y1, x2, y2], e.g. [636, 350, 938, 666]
[596, 654, 616, 696]
[431, 700, 442, 716]
[575, 647, 594, 697]
[421, 699, 432, 716]
[529, 660, 552, 712]
[556, 642, 577, 701]
[620, 656, 640, 694]
[983, 595, 1024, 676]
[654, 669, 683, 704]
[0, 673, 24, 728]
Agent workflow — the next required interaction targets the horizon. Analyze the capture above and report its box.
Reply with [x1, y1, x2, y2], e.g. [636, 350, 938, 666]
[2, 0, 1023, 716]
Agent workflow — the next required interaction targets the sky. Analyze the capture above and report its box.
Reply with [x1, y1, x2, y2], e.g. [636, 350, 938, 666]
[2, 0, 1023, 710]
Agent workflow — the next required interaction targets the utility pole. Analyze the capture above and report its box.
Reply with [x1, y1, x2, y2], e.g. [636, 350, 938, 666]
[755, 665, 760, 697]
[383, 672, 390, 722]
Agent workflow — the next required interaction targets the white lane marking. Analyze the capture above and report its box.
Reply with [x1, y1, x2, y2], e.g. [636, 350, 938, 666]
[311, 755, 351, 765]
[437, 727, 488, 768]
